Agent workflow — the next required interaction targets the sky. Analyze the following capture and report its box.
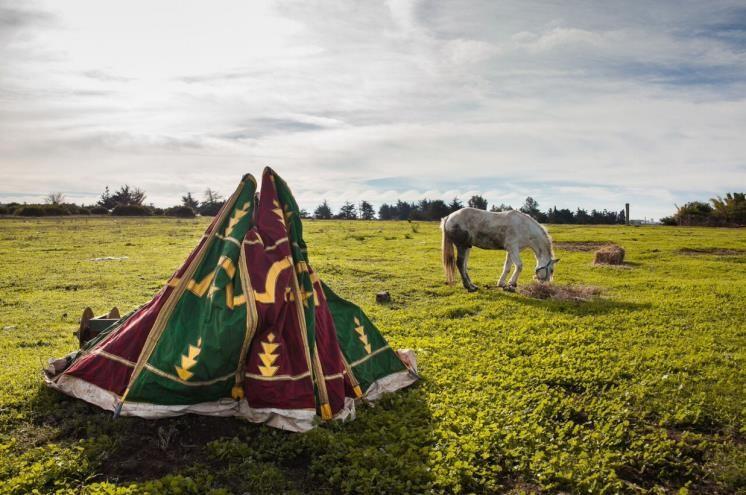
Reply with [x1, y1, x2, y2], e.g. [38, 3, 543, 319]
[1, 0, 745, 220]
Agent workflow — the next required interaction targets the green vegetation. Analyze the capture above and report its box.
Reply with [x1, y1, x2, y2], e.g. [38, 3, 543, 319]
[662, 192, 746, 227]
[375, 196, 626, 224]
[0, 218, 744, 494]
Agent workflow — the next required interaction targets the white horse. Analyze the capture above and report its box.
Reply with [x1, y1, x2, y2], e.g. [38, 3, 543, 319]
[441, 208, 558, 292]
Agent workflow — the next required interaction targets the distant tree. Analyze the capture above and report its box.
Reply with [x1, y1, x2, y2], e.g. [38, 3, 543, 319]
[546, 206, 575, 224]
[674, 201, 713, 226]
[710, 192, 746, 224]
[199, 188, 225, 216]
[203, 188, 223, 205]
[45, 192, 65, 205]
[520, 196, 545, 221]
[468, 195, 488, 210]
[299, 208, 310, 219]
[337, 201, 357, 220]
[98, 186, 116, 210]
[394, 200, 415, 220]
[109, 185, 146, 206]
[359, 201, 376, 220]
[490, 203, 513, 212]
[378, 203, 395, 220]
[130, 187, 146, 205]
[660, 192, 745, 226]
[448, 197, 463, 213]
[575, 208, 590, 224]
[181, 192, 199, 210]
[314, 200, 332, 219]
[432, 199, 451, 219]
[412, 199, 450, 220]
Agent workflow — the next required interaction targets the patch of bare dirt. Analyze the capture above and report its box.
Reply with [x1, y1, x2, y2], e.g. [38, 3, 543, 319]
[518, 282, 602, 302]
[678, 247, 745, 256]
[98, 415, 249, 481]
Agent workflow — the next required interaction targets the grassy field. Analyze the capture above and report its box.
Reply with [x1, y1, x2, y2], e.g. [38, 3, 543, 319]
[0, 217, 744, 494]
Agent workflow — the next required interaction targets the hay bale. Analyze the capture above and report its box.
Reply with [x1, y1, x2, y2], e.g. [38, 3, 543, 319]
[594, 244, 625, 265]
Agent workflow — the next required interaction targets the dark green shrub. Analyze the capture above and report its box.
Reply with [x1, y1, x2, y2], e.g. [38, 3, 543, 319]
[4, 202, 20, 214]
[15, 206, 46, 217]
[0, 206, 9, 215]
[59, 203, 86, 215]
[660, 216, 677, 226]
[198, 202, 224, 216]
[165, 206, 196, 218]
[90, 206, 109, 215]
[42, 205, 70, 216]
[674, 201, 716, 226]
[111, 204, 151, 216]
[14, 204, 76, 216]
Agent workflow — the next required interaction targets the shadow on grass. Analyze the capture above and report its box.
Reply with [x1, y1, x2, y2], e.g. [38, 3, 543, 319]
[513, 295, 651, 316]
[27, 380, 436, 493]
[473, 286, 652, 316]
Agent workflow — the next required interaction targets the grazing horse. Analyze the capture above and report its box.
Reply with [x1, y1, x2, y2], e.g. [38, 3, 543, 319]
[441, 208, 558, 292]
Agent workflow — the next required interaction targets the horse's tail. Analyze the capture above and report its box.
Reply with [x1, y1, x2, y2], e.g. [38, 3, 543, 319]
[441, 216, 456, 285]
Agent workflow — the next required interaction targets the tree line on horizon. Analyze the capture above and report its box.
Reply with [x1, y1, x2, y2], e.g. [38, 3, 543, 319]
[0, 185, 227, 218]
[2, 186, 742, 227]
[313, 195, 626, 224]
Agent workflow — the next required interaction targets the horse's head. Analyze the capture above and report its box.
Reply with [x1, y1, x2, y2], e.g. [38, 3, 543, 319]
[535, 258, 559, 282]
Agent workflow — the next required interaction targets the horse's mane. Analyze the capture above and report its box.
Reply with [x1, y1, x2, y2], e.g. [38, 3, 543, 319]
[538, 221, 554, 256]
[517, 210, 554, 257]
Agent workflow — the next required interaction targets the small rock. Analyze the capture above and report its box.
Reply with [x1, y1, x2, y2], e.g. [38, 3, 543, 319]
[376, 291, 391, 303]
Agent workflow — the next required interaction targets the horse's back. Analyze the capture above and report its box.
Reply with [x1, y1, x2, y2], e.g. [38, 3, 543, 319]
[444, 208, 520, 250]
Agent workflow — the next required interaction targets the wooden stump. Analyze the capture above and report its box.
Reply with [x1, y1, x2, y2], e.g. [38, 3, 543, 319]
[376, 291, 391, 303]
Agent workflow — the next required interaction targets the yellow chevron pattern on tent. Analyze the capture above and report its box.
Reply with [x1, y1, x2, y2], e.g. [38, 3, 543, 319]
[224, 201, 251, 237]
[354, 317, 371, 354]
[258, 332, 280, 377]
[174, 338, 202, 380]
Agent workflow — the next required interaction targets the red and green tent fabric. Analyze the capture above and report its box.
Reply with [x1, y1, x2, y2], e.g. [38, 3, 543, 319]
[45, 168, 417, 431]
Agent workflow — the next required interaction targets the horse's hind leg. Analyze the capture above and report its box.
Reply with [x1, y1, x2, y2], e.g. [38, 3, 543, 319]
[456, 246, 478, 292]
[498, 252, 512, 288]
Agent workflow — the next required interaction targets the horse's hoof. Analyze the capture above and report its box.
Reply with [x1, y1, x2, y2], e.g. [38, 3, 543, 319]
[503, 285, 515, 292]
[466, 286, 478, 293]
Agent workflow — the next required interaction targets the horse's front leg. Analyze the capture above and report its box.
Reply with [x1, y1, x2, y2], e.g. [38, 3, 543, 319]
[497, 251, 512, 288]
[507, 248, 523, 289]
[456, 246, 478, 292]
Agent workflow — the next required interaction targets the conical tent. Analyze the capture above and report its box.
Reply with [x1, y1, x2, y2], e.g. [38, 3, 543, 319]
[46, 168, 417, 431]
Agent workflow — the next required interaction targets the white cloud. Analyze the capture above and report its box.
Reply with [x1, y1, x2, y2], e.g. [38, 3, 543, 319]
[1, 0, 745, 220]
